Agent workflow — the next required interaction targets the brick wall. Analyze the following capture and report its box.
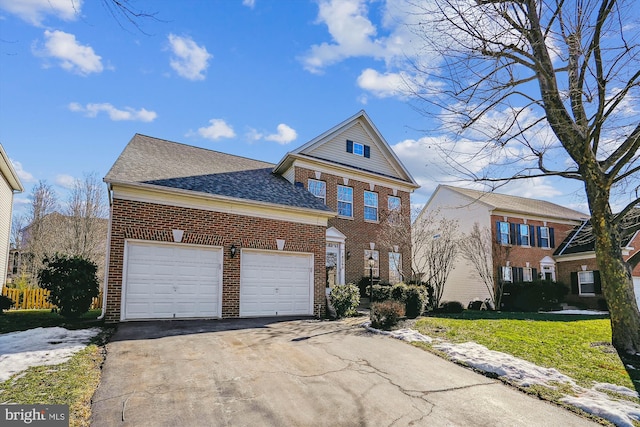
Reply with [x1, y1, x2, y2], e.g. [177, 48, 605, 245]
[295, 167, 412, 285]
[106, 198, 326, 322]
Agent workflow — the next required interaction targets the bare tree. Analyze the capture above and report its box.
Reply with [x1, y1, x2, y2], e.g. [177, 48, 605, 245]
[412, 210, 459, 308]
[460, 223, 500, 308]
[23, 181, 59, 283]
[378, 207, 414, 282]
[407, 0, 640, 355]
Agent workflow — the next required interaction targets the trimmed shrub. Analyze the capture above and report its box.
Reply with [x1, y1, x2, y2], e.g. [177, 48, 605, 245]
[371, 284, 392, 302]
[38, 254, 100, 318]
[405, 285, 426, 318]
[330, 283, 360, 318]
[0, 295, 14, 314]
[391, 283, 407, 302]
[370, 300, 405, 330]
[501, 280, 569, 312]
[438, 301, 465, 313]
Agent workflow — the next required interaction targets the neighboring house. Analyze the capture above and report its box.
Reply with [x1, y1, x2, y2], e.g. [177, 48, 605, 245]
[103, 111, 418, 322]
[414, 185, 587, 307]
[0, 144, 24, 286]
[555, 210, 640, 310]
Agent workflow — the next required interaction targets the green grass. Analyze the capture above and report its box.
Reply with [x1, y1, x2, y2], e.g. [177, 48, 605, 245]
[0, 309, 104, 333]
[413, 311, 639, 398]
[0, 310, 111, 427]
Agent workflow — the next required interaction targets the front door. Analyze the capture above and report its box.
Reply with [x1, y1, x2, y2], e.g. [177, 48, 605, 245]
[326, 243, 340, 288]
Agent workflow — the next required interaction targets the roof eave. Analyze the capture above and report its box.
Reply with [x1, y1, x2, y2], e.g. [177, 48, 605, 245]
[0, 145, 24, 192]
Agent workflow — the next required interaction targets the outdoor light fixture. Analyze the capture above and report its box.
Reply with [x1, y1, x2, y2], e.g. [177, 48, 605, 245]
[230, 244, 237, 258]
[346, 251, 351, 260]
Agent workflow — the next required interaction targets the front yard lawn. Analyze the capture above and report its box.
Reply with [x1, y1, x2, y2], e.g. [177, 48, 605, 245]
[0, 309, 111, 427]
[413, 311, 639, 401]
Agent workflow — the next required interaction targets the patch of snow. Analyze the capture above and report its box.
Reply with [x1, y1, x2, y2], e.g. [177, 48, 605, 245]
[364, 323, 640, 426]
[545, 310, 608, 315]
[0, 327, 101, 383]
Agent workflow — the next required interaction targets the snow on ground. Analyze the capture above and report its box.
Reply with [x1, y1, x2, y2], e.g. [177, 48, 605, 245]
[0, 327, 101, 383]
[364, 322, 640, 427]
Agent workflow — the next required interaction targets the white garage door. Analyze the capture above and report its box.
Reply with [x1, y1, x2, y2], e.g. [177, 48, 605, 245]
[240, 250, 313, 317]
[634, 277, 640, 311]
[123, 242, 222, 320]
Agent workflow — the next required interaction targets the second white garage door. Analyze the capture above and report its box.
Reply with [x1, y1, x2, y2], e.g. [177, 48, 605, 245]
[123, 242, 222, 320]
[240, 250, 314, 317]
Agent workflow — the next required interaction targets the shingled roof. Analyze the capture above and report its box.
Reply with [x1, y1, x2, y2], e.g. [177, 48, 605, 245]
[104, 134, 333, 213]
[441, 185, 588, 221]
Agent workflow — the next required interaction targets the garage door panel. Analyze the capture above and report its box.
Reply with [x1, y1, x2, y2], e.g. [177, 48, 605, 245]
[240, 250, 313, 317]
[124, 242, 222, 320]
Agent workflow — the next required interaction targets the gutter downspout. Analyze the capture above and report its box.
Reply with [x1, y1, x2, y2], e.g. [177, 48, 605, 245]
[97, 183, 113, 320]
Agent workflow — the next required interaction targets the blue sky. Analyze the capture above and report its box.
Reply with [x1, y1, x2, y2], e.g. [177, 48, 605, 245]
[0, 0, 593, 218]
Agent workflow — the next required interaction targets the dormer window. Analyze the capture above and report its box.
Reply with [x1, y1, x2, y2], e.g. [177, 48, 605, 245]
[346, 140, 370, 158]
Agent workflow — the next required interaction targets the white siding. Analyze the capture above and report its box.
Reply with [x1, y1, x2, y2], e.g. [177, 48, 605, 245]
[414, 187, 493, 306]
[0, 176, 12, 285]
[305, 122, 402, 180]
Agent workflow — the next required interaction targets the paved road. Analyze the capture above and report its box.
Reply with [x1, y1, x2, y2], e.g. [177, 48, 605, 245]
[91, 317, 597, 426]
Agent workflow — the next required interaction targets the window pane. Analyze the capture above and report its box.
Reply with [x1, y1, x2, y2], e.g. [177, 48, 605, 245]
[523, 267, 532, 282]
[502, 266, 512, 282]
[520, 224, 530, 245]
[499, 222, 509, 244]
[364, 250, 379, 277]
[338, 186, 353, 217]
[308, 179, 326, 201]
[364, 191, 378, 221]
[388, 196, 401, 211]
[353, 142, 364, 156]
[389, 252, 402, 284]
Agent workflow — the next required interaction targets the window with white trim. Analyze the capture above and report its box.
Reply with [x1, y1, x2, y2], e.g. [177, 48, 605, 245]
[498, 221, 510, 245]
[388, 196, 401, 211]
[389, 252, 402, 284]
[523, 267, 533, 282]
[364, 191, 378, 221]
[364, 250, 379, 277]
[539, 226, 550, 248]
[337, 185, 353, 217]
[353, 142, 364, 156]
[502, 266, 513, 282]
[519, 224, 530, 246]
[578, 271, 596, 295]
[307, 179, 326, 203]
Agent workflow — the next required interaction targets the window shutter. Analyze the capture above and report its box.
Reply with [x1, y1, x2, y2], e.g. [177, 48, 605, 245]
[594, 271, 602, 294]
[510, 223, 516, 245]
[346, 140, 353, 153]
[532, 268, 538, 280]
[496, 221, 501, 243]
[550, 227, 555, 248]
[529, 225, 536, 247]
[515, 224, 522, 245]
[364, 145, 370, 158]
[515, 267, 523, 283]
[536, 226, 542, 247]
[570, 272, 579, 294]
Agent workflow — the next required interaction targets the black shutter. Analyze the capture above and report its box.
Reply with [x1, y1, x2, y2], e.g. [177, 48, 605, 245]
[571, 272, 579, 294]
[510, 223, 517, 245]
[496, 221, 501, 243]
[529, 225, 536, 247]
[594, 271, 602, 294]
[536, 226, 542, 247]
[532, 268, 538, 280]
[550, 227, 555, 248]
[364, 145, 371, 158]
[515, 224, 522, 245]
[346, 140, 353, 153]
[515, 267, 523, 283]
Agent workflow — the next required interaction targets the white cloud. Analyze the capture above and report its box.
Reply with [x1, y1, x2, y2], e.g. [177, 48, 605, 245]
[265, 124, 297, 144]
[35, 30, 103, 76]
[9, 159, 34, 183]
[242, 0, 256, 8]
[0, 0, 81, 26]
[55, 174, 75, 189]
[197, 119, 236, 141]
[167, 34, 212, 81]
[68, 102, 157, 122]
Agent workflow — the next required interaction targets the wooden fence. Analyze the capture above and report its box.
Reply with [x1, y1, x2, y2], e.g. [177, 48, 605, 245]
[1, 287, 102, 310]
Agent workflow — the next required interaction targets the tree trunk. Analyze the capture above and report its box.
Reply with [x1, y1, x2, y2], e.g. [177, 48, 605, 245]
[585, 181, 640, 356]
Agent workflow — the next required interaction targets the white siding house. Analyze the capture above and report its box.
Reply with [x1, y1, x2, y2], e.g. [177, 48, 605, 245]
[0, 144, 24, 285]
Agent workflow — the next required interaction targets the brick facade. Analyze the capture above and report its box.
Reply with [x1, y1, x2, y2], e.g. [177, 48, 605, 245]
[295, 166, 412, 285]
[105, 198, 326, 322]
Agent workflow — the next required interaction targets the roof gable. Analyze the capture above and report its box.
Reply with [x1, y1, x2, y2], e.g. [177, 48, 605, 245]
[105, 134, 332, 213]
[274, 111, 418, 187]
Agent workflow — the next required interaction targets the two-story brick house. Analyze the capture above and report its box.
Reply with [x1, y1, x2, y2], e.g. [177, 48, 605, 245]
[102, 111, 418, 322]
[414, 185, 588, 307]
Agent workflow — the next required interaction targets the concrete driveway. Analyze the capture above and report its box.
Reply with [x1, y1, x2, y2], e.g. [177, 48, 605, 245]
[91, 317, 597, 426]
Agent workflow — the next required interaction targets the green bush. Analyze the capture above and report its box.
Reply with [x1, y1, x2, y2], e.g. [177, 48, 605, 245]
[391, 283, 407, 302]
[437, 301, 465, 313]
[0, 295, 14, 314]
[501, 280, 569, 312]
[38, 254, 100, 319]
[405, 286, 426, 318]
[371, 284, 392, 302]
[370, 300, 405, 330]
[330, 283, 360, 318]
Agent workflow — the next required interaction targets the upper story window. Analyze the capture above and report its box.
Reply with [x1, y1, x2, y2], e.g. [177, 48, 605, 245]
[337, 185, 353, 217]
[388, 196, 401, 212]
[539, 226, 551, 248]
[364, 249, 380, 277]
[519, 224, 531, 246]
[578, 271, 595, 295]
[498, 221, 510, 245]
[346, 140, 371, 158]
[307, 179, 326, 203]
[364, 191, 378, 221]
